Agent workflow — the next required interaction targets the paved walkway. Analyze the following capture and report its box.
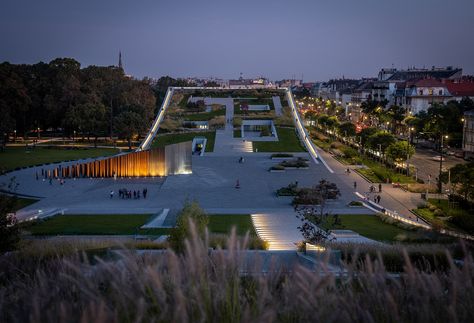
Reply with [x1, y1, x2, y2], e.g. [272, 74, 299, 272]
[315, 147, 429, 225]
[272, 96, 283, 116]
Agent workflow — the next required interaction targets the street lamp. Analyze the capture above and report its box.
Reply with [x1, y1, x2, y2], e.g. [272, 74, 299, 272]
[37, 127, 40, 140]
[406, 127, 414, 175]
[438, 134, 449, 194]
[73, 130, 76, 147]
[14, 130, 16, 142]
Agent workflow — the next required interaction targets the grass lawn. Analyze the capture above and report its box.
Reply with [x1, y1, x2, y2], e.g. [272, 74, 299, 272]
[0, 146, 119, 172]
[233, 129, 242, 138]
[24, 213, 256, 237]
[252, 127, 305, 152]
[151, 131, 216, 152]
[184, 108, 225, 121]
[23, 214, 170, 236]
[208, 214, 256, 236]
[320, 214, 421, 242]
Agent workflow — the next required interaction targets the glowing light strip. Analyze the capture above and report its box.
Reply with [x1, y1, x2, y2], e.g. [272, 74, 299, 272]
[138, 87, 175, 151]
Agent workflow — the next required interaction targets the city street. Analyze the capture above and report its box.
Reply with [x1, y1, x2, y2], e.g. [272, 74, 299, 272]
[409, 146, 466, 183]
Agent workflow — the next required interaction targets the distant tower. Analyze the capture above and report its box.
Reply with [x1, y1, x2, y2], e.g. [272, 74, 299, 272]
[118, 51, 123, 70]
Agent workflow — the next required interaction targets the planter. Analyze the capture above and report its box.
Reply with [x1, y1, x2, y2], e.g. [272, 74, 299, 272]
[284, 167, 309, 170]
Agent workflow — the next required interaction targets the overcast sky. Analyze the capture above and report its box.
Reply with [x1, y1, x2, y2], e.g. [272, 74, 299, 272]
[1, 0, 473, 81]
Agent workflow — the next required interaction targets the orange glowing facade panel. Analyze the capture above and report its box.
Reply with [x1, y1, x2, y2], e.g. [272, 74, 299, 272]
[52, 141, 191, 178]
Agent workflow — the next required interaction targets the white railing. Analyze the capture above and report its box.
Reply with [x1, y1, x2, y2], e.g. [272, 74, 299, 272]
[137, 87, 175, 151]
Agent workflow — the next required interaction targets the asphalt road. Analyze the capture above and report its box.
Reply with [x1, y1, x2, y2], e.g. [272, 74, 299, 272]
[409, 147, 466, 183]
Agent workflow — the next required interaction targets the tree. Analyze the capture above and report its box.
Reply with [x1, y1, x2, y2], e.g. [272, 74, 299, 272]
[366, 131, 396, 153]
[386, 141, 415, 164]
[0, 178, 21, 253]
[168, 200, 209, 253]
[294, 180, 340, 244]
[337, 122, 356, 137]
[442, 162, 474, 201]
[359, 127, 378, 146]
[113, 110, 145, 150]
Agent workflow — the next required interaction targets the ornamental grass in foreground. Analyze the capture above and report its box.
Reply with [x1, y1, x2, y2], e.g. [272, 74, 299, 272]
[1, 228, 473, 323]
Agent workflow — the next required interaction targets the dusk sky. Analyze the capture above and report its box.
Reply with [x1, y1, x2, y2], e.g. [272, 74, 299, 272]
[1, 0, 474, 81]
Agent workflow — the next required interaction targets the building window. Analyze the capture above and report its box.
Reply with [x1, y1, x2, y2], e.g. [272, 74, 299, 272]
[439, 89, 443, 95]
[428, 88, 433, 95]
[419, 89, 423, 95]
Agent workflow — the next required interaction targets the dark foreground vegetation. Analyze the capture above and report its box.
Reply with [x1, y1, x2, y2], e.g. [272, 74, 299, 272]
[0, 232, 473, 322]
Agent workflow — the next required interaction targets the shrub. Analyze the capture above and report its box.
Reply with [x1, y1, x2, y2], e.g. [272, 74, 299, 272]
[433, 209, 445, 217]
[271, 153, 293, 158]
[450, 214, 474, 233]
[269, 165, 285, 171]
[348, 201, 363, 206]
[341, 146, 358, 158]
[276, 182, 299, 196]
[168, 200, 209, 253]
[330, 141, 343, 149]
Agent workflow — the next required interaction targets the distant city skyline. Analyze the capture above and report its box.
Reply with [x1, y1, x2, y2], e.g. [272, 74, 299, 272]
[1, 0, 474, 81]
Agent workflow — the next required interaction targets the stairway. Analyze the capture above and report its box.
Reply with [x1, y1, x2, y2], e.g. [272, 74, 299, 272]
[251, 212, 302, 251]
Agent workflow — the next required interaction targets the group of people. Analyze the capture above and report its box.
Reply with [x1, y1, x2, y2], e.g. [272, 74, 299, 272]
[110, 188, 148, 200]
[369, 184, 383, 193]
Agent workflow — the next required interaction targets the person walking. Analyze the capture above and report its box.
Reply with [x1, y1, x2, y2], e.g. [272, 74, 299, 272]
[377, 195, 381, 204]
[110, 190, 114, 199]
[378, 183, 382, 192]
[143, 188, 147, 199]
[235, 179, 240, 189]
[353, 181, 357, 189]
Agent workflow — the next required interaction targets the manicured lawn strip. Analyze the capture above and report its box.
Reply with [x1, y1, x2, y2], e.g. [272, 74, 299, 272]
[233, 129, 242, 138]
[184, 108, 225, 121]
[25, 214, 255, 236]
[411, 208, 445, 228]
[208, 214, 256, 236]
[253, 127, 305, 152]
[0, 147, 119, 172]
[25, 214, 154, 235]
[361, 157, 416, 184]
[320, 214, 421, 242]
[151, 131, 216, 152]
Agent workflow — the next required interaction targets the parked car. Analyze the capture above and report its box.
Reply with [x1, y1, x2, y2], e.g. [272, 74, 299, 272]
[445, 150, 455, 156]
[455, 151, 464, 158]
[432, 156, 445, 161]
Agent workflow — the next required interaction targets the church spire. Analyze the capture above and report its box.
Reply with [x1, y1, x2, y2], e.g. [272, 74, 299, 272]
[118, 51, 123, 70]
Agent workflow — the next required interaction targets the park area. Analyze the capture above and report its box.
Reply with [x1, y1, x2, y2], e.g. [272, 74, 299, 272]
[0, 146, 119, 172]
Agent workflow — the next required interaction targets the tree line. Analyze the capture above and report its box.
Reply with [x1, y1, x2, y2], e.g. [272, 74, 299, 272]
[0, 58, 195, 149]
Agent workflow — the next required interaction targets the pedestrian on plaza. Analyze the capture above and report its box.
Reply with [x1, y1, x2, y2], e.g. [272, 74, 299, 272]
[377, 195, 381, 204]
[133, 191, 137, 199]
[143, 188, 147, 199]
[379, 183, 382, 192]
[49, 178, 52, 185]
[374, 195, 377, 203]
[235, 179, 240, 189]
[110, 190, 114, 199]
[36, 172, 39, 180]
[353, 181, 357, 189]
